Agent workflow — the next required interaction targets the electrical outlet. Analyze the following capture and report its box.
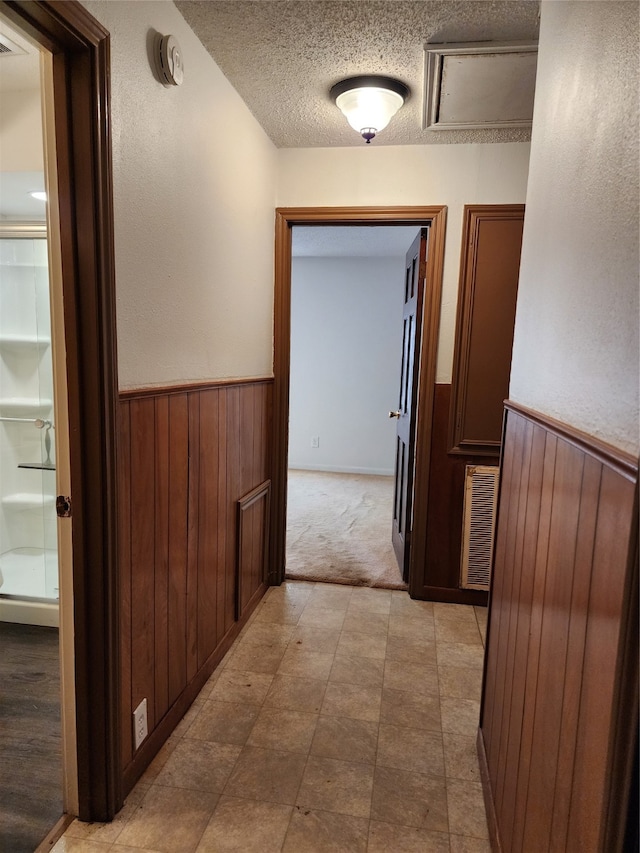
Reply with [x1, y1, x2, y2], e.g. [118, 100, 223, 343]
[311, 436, 320, 448]
[133, 698, 148, 750]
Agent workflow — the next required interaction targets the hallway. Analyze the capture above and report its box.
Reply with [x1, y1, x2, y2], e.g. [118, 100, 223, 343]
[53, 582, 489, 852]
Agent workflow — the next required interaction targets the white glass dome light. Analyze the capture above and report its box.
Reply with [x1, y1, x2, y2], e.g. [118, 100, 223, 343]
[330, 76, 410, 143]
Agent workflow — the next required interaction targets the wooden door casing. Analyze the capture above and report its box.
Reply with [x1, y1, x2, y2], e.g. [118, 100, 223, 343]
[392, 228, 429, 580]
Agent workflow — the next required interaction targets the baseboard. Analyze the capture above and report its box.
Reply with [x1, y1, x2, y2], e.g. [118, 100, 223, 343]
[477, 727, 502, 853]
[34, 813, 74, 852]
[288, 465, 394, 476]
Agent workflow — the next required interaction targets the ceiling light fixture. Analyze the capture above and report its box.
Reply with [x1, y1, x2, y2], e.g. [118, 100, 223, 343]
[29, 191, 47, 201]
[330, 75, 410, 144]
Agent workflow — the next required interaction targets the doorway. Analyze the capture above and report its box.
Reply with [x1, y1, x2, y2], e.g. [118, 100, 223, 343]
[285, 224, 419, 589]
[0, 0, 120, 827]
[271, 207, 447, 598]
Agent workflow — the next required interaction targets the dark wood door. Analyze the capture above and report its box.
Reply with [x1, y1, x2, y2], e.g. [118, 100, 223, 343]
[392, 228, 429, 581]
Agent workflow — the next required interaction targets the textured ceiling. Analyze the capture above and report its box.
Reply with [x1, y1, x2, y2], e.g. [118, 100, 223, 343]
[175, 0, 540, 148]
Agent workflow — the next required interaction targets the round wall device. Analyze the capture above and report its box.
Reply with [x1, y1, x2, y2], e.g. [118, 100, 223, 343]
[158, 34, 184, 86]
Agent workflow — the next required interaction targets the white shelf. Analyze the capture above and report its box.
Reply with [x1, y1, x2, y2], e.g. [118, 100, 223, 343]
[0, 334, 50, 353]
[0, 398, 53, 417]
[2, 493, 56, 510]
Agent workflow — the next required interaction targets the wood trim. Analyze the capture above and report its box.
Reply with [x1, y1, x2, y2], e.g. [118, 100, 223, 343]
[477, 728, 503, 853]
[271, 206, 447, 597]
[2, 0, 120, 822]
[449, 205, 524, 457]
[236, 480, 271, 620]
[505, 400, 638, 480]
[119, 376, 273, 400]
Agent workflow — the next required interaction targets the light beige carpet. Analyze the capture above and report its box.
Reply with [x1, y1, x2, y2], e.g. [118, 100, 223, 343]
[285, 469, 407, 590]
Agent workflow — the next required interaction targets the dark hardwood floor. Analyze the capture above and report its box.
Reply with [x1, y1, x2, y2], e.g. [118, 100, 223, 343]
[0, 621, 62, 852]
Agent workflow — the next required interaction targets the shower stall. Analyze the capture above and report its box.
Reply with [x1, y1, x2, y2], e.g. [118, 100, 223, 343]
[0, 225, 58, 626]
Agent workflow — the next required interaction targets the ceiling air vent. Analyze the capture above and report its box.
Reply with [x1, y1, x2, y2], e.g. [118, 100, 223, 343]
[0, 33, 27, 57]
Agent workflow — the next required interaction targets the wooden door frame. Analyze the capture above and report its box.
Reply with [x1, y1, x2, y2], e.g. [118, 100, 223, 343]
[271, 206, 447, 598]
[2, 0, 120, 821]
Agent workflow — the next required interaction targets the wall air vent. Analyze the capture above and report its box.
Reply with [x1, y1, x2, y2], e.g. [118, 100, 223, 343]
[0, 33, 27, 57]
[460, 465, 499, 590]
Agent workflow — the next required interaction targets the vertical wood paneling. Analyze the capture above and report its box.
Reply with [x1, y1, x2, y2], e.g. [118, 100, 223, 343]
[197, 390, 220, 667]
[480, 404, 638, 853]
[119, 380, 273, 781]
[154, 396, 170, 723]
[118, 401, 132, 765]
[167, 394, 189, 706]
[129, 398, 156, 731]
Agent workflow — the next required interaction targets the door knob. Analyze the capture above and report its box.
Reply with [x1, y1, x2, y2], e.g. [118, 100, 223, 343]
[389, 410, 401, 418]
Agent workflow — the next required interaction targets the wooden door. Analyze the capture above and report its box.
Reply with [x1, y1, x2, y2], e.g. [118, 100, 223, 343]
[392, 228, 429, 581]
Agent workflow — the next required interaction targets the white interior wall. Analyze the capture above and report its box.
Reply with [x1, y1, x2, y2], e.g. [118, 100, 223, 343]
[277, 142, 531, 383]
[0, 88, 43, 172]
[82, 1, 278, 389]
[509, 0, 639, 455]
[289, 254, 408, 474]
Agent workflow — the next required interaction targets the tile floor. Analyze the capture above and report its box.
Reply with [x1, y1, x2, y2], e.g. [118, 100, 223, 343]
[52, 581, 490, 853]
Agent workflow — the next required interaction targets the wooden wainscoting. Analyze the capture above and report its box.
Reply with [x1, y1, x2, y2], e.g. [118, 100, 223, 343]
[413, 384, 490, 605]
[479, 401, 638, 852]
[118, 379, 272, 790]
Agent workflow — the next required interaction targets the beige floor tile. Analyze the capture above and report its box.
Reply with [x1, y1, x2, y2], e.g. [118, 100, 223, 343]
[296, 755, 374, 817]
[172, 698, 205, 738]
[224, 745, 307, 805]
[64, 792, 140, 843]
[297, 605, 346, 631]
[383, 660, 439, 696]
[52, 840, 114, 852]
[140, 736, 180, 783]
[443, 733, 481, 782]
[248, 707, 318, 753]
[371, 766, 449, 831]
[238, 621, 295, 646]
[446, 779, 489, 839]
[435, 619, 483, 645]
[154, 738, 241, 792]
[377, 725, 445, 776]
[341, 609, 389, 637]
[183, 699, 259, 745]
[474, 607, 488, 645]
[277, 647, 334, 680]
[196, 796, 292, 852]
[385, 634, 437, 665]
[368, 820, 450, 852]
[450, 833, 492, 852]
[438, 666, 483, 701]
[254, 598, 307, 625]
[282, 807, 369, 853]
[437, 642, 486, 668]
[310, 715, 378, 764]
[328, 653, 385, 688]
[348, 587, 392, 614]
[390, 592, 434, 616]
[321, 681, 382, 722]
[116, 786, 218, 853]
[290, 625, 341, 654]
[307, 584, 353, 610]
[264, 674, 327, 713]
[336, 629, 387, 660]
[208, 669, 274, 705]
[440, 697, 481, 736]
[388, 617, 436, 643]
[225, 641, 287, 674]
[112, 846, 164, 852]
[433, 603, 478, 623]
[380, 687, 441, 732]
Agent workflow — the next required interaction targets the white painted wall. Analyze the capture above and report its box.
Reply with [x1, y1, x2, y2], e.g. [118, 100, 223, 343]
[82, 1, 278, 389]
[277, 142, 531, 383]
[289, 255, 409, 474]
[509, 1, 639, 455]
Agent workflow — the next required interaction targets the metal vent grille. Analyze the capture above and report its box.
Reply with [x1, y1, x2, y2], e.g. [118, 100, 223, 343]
[460, 465, 499, 590]
[0, 34, 27, 57]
